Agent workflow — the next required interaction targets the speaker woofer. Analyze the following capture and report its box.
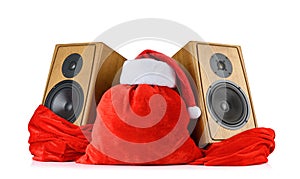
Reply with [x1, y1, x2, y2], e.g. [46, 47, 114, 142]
[45, 80, 84, 123]
[206, 81, 250, 130]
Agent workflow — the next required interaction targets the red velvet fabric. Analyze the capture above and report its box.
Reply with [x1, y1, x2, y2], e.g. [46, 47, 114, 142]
[28, 105, 92, 162]
[28, 104, 275, 165]
[190, 127, 275, 166]
[77, 84, 204, 164]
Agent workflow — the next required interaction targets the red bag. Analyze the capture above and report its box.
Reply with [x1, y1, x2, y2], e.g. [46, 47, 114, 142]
[77, 84, 204, 164]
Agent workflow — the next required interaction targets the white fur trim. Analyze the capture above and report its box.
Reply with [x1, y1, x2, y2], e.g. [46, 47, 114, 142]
[188, 106, 201, 119]
[120, 58, 176, 88]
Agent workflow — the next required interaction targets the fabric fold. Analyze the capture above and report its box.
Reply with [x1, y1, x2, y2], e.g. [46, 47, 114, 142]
[28, 105, 92, 162]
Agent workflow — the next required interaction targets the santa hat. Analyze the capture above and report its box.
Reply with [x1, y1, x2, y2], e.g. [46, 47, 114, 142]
[120, 50, 201, 119]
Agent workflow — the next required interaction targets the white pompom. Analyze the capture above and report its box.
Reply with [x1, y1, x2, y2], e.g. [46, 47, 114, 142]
[188, 106, 201, 119]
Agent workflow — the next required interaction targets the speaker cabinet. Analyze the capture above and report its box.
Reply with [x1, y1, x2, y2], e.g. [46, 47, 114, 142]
[42, 42, 126, 126]
[173, 41, 257, 147]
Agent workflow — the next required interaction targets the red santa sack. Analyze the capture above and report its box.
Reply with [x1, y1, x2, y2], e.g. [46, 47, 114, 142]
[77, 49, 204, 164]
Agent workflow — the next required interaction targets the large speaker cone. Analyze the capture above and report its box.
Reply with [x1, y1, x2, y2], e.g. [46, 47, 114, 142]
[45, 80, 84, 123]
[206, 81, 250, 129]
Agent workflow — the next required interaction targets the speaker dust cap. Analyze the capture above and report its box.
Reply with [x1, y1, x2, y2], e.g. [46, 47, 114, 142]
[206, 81, 250, 130]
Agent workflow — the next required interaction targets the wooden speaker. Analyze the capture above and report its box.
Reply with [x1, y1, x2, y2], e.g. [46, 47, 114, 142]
[42, 42, 126, 126]
[173, 41, 257, 147]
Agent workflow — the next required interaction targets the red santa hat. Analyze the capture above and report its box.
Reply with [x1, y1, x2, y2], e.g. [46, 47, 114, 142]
[120, 50, 201, 119]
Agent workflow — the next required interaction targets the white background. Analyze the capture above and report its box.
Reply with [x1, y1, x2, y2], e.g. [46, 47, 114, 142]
[0, 0, 299, 178]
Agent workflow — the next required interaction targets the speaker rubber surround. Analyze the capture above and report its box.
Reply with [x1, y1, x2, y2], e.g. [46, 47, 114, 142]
[206, 81, 250, 130]
[45, 80, 84, 123]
